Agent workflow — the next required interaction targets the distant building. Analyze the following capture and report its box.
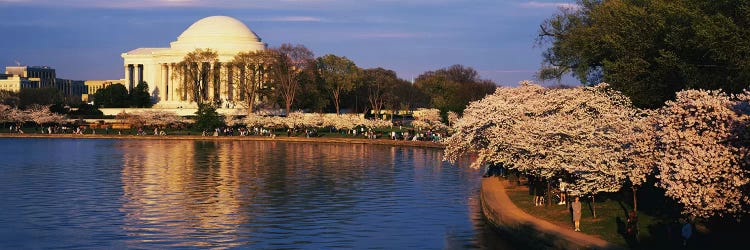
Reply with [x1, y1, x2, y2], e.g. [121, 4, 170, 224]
[0, 74, 39, 92]
[56, 78, 87, 102]
[83, 79, 125, 102]
[5, 66, 55, 88]
[2, 65, 92, 102]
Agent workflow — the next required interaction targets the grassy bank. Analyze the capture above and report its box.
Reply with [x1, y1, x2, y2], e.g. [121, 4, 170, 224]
[498, 175, 750, 249]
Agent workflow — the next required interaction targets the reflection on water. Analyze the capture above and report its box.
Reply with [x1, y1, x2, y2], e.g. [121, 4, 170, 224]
[0, 138, 512, 249]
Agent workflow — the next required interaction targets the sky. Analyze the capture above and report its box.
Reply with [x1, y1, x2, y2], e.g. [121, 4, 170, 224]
[0, 0, 578, 86]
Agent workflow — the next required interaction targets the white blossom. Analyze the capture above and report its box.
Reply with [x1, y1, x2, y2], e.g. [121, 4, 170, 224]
[445, 81, 649, 197]
[412, 108, 447, 131]
[654, 89, 750, 219]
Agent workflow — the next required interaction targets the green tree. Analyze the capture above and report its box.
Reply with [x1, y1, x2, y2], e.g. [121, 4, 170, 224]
[68, 103, 103, 118]
[19, 87, 63, 109]
[360, 68, 401, 117]
[92, 84, 129, 108]
[0, 90, 19, 107]
[173, 48, 219, 105]
[414, 64, 496, 115]
[129, 81, 153, 108]
[193, 103, 224, 130]
[389, 78, 422, 114]
[316, 54, 360, 114]
[294, 63, 329, 113]
[538, 0, 750, 108]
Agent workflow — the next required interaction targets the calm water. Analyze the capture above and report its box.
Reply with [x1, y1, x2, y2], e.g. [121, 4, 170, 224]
[0, 138, 510, 249]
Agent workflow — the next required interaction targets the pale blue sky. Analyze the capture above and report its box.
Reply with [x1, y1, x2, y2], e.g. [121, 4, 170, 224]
[0, 0, 577, 86]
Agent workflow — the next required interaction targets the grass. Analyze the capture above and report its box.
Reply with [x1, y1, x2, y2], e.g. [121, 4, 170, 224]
[502, 178, 673, 248]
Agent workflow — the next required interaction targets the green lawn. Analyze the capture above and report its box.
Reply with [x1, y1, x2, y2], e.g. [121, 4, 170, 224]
[502, 179, 673, 248]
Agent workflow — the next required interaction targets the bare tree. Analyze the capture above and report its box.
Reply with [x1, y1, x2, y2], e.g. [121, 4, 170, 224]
[271, 44, 314, 115]
[172, 48, 219, 105]
[230, 50, 276, 113]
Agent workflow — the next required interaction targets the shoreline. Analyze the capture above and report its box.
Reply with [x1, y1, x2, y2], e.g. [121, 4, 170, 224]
[480, 177, 621, 249]
[0, 133, 446, 149]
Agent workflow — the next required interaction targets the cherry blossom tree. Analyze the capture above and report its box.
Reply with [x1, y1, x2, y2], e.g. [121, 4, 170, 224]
[363, 118, 392, 129]
[447, 111, 459, 127]
[26, 104, 65, 131]
[412, 108, 447, 131]
[283, 112, 305, 129]
[654, 89, 750, 219]
[623, 112, 658, 212]
[301, 113, 324, 128]
[118, 110, 184, 129]
[0, 104, 11, 123]
[445, 81, 651, 216]
[244, 113, 266, 128]
[5, 106, 29, 130]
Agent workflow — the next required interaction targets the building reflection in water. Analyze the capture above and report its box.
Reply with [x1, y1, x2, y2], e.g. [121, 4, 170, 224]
[120, 140, 252, 248]
[116, 140, 492, 248]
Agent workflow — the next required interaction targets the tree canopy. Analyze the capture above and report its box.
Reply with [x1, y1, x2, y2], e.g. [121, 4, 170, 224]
[414, 64, 496, 115]
[92, 84, 129, 108]
[271, 44, 315, 115]
[538, 0, 750, 108]
[316, 54, 360, 114]
[129, 81, 153, 108]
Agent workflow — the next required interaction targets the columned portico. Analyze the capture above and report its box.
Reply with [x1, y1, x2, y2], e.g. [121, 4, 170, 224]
[121, 16, 266, 108]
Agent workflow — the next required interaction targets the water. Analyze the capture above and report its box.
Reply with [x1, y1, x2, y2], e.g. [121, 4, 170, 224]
[0, 138, 511, 249]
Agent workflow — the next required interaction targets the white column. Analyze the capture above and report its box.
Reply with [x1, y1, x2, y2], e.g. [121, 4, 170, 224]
[161, 64, 167, 102]
[125, 65, 132, 91]
[227, 66, 233, 102]
[169, 64, 176, 102]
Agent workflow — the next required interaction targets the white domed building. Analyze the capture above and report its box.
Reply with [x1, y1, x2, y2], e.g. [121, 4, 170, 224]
[121, 16, 266, 108]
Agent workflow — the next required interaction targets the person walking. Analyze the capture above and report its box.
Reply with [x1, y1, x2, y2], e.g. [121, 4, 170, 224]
[572, 196, 582, 231]
[681, 218, 692, 247]
[558, 179, 567, 205]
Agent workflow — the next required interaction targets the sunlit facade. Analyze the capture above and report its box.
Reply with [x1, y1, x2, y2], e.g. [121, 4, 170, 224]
[121, 16, 267, 108]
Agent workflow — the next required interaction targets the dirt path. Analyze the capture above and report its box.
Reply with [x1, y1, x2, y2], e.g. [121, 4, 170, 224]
[481, 177, 622, 249]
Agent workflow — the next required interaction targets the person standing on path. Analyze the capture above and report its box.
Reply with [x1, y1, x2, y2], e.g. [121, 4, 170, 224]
[572, 196, 582, 231]
[681, 218, 692, 247]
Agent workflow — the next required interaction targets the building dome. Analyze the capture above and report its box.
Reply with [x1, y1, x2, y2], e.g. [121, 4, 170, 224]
[169, 16, 266, 52]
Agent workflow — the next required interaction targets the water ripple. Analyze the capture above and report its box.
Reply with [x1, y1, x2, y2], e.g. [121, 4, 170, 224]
[0, 138, 512, 249]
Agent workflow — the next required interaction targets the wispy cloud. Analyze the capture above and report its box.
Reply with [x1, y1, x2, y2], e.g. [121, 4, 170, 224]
[353, 32, 430, 39]
[0, 0, 469, 9]
[0, 0, 342, 9]
[249, 16, 324, 23]
[0, 0, 278, 8]
[519, 1, 578, 10]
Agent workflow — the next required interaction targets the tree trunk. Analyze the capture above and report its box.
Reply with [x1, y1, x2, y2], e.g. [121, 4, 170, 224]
[333, 90, 341, 115]
[547, 180, 552, 207]
[632, 186, 638, 213]
[592, 195, 597, 219]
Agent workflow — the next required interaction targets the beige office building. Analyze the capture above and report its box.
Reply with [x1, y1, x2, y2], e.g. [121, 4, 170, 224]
[5, 66, 55, 88]
[0, 74, 39, 92]
[121, 16, 267, 108]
